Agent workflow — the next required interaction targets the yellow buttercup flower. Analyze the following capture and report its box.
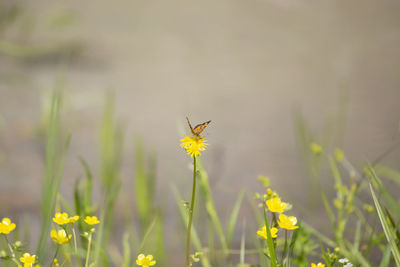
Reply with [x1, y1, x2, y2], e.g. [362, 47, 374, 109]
[51, 229, 72, 245]
[84, 216, 100, 226]
[180, 136, 208, 157]
[136, 254, 156, 267]
[278, 214, 299, 230]
[0, 217, 16, 234]
[20, 253, 36, 267]
[257, 225, 278, 240]
[53, 212, 70, 225]
[310, 142, 322, 155]
[266, 197, 287, 213]
[69, 215, 80, 224]
[311, 263, 325, 267]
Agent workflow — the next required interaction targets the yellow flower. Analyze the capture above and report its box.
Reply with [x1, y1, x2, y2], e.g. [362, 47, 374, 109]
[334, 148, 344, 163]
[310, 142, 322, 155]
[69, 215, 80, 224]
[0, 217, 16, 234]
[20, 253, 36, 267]
[53, 213, 70, 225]
[53, 259, 59, 267]
[180, 136, 207, 157]
[257, 225, 278, 240]
[266, 188, 272, 195]
[278, 214, 299, 230]
[84, 216, 100, 226]
[266, 197, 287, 213]
[311, 263, 325, 267]
[136, 254, 156, 267]
[51, 229, 71, 245]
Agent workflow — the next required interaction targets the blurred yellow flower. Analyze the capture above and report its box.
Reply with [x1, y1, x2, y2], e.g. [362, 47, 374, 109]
[310, 142, 322, 155]
[334, 148, 344, 162]
[0, 217, 16, 234]
[311, 263, 325, 267]
[51, 229, 71, 245]
[257, 225, 278, 240]
[277, 214, 299, 230]
[266, 197, 287, 213]
[180, 136, 208, 157]
[136, 254, 156, 267]
[53, 213, 70, 225]
[69, 215, 80, 224]
[84, 216, 100, 226]
[20, 253, 36, 267]
[266, 188, 272, 195]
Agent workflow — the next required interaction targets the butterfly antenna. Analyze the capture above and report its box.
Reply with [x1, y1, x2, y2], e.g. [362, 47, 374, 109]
[186, 117, 194, 132]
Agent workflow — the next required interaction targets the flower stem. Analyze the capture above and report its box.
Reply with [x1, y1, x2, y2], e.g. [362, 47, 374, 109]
[2, 235, 19, 265]
[3, 235, 15, 257]
[263, 206, 277, 267]
[85, 233, 93, 267]
[50, 245, 60, 267]
[185, 156, 197, 267]
[72, 228, 83, 267]
[281, 229, 288, 264]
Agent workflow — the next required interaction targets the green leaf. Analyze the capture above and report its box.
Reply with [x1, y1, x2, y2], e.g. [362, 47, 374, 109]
[370, 183, 400, 266]
[227, 191, 244, 247]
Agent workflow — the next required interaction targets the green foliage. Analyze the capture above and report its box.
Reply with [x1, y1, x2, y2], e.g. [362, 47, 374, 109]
[1, 90, 400, 267]
[37, 90, 70, 261]
[369, 169, 400, 266]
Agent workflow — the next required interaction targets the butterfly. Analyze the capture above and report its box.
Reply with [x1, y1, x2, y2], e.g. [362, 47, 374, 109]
[186, 117, 211, 138]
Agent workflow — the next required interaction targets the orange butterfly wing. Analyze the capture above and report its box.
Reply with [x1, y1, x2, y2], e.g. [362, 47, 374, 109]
[186, 118, 211, 137]
[192, 120, 211, 137]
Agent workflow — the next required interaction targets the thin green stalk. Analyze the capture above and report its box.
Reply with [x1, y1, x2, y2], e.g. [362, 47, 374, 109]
[263, 207, 277, 267]
[72, 228, 83, 267]
[185, 156, 197, 267]
[281, 230, 288, 264]
[4, 235, 15, 257]
[85, 232, 93, 267]
[3, 235, 19, 265]
[50, 245, 60, 267]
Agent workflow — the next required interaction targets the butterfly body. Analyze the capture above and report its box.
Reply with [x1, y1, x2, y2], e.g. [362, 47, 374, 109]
[186, 117, 211, 138]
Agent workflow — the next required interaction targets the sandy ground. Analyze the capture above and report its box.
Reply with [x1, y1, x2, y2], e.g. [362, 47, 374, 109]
[1, 0, 400, 264]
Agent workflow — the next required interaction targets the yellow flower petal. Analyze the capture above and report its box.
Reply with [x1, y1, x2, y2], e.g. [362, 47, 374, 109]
[20, 253, 36, 264]
[257, 225, 278, 240]
[69, 215, 80, 224]
[277, 214, 299, 230]
[136, 254, 156, 266]
[0, 217, 16, 234]
[180, 136, 207, 157]
[51, 229, 71, 245]
[84, 216, 100, 226]
[53, 212, 70, 225]
[266, 197, 287, 213]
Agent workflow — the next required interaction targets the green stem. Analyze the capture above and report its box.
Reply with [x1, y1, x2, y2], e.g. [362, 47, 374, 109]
[3, 235, 15, 258]
[85, 232, 93, 267]
[3, 235, 19, 266]
[50, 245, 60, 267]
[185, 156, 197, 267]
[263, 206, 277, 267]
[72, 228, 83, 267]
[281, 230, 288, 264]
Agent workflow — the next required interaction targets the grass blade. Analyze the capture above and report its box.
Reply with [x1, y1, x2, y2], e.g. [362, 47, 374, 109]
[197, 162, 229, 257]
[122, 232, 130, 267]
[370, 183, 400, 266]
[37, 91, 70, 260]
[227, 190, 244, 248]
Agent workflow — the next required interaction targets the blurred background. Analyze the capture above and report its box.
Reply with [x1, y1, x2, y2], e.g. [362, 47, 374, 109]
[1, 0, 400, 265]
